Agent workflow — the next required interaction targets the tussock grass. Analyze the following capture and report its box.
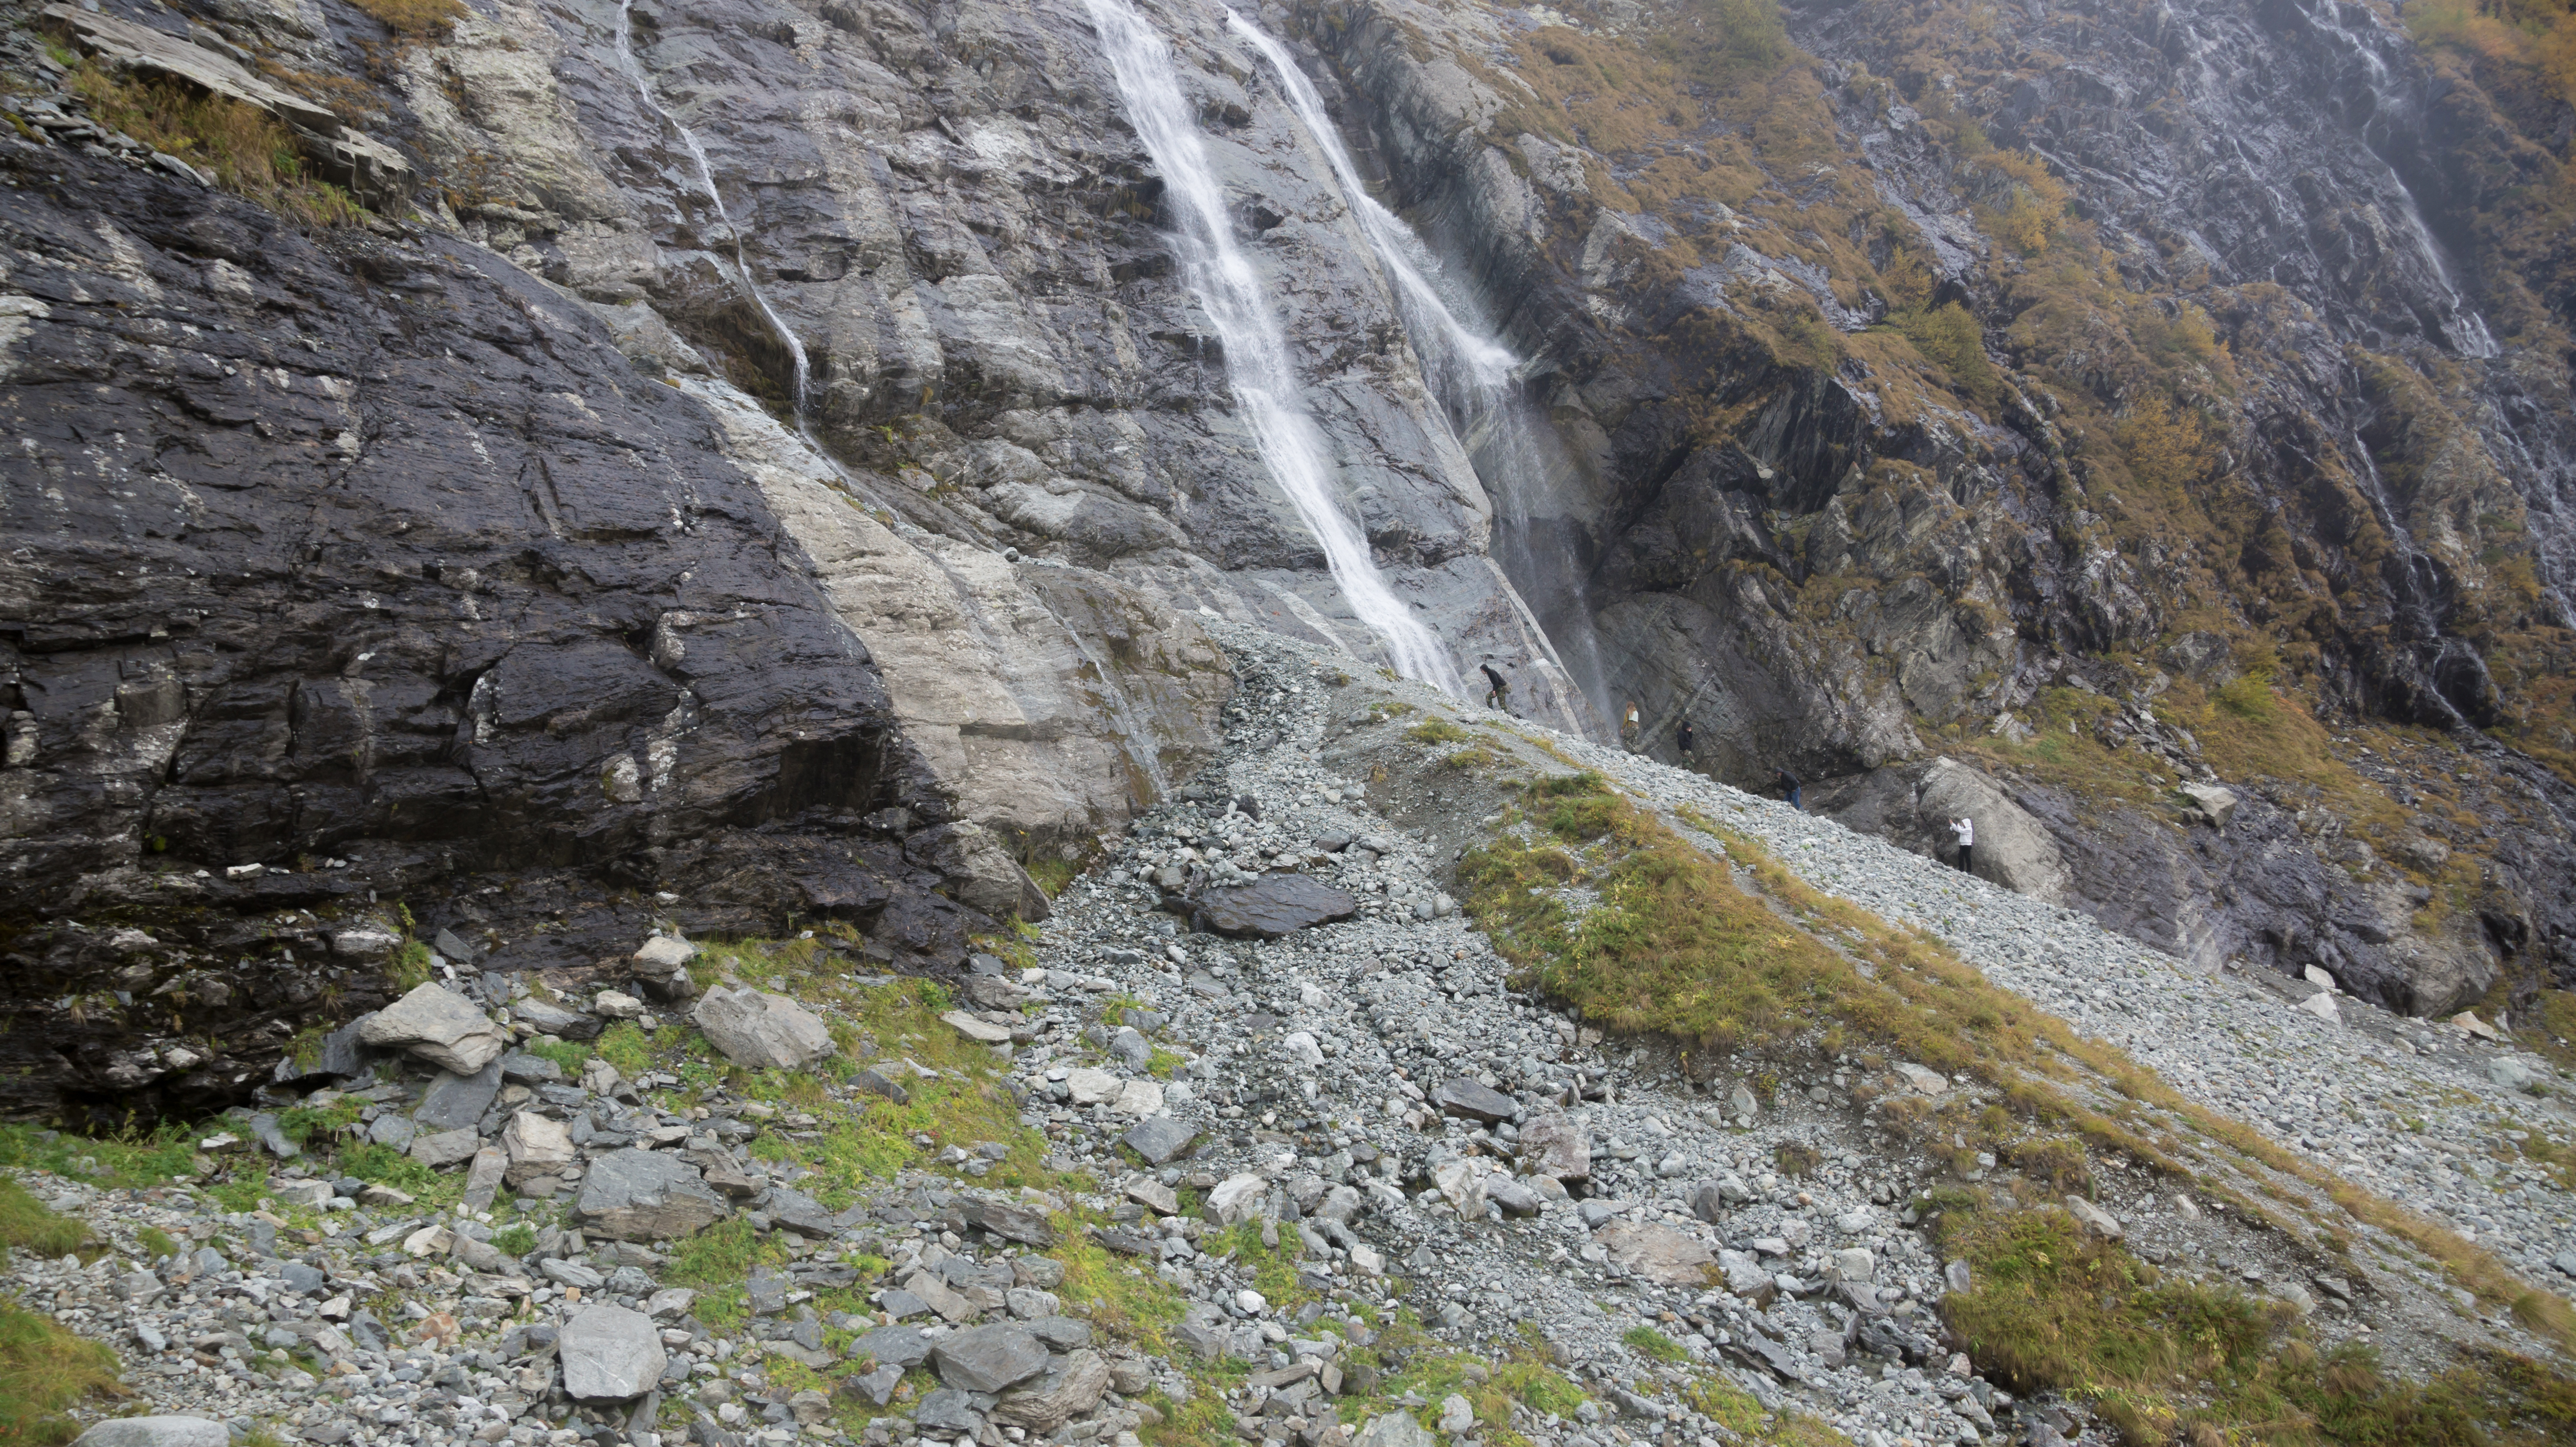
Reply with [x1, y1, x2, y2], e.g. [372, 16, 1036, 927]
[69, 64, 367, 225]
[0, 1187, 84, 1260]
[0, 1303, 123, 1445]
[1934, 1195, 2576, 1445]
[345, 0, 465, 37]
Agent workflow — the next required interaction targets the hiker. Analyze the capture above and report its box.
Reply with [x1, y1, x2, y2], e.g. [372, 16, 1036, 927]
[1676, 717, 1695, 763]
[1480, 662, 1511, 712]
[1774, 766, 1800, 811]
[1620, 700, 1641, 749]
[1950, 815, 1974, 873]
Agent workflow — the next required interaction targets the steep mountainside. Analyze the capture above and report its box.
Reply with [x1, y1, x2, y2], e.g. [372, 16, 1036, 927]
[1, 0, 2572, 1087]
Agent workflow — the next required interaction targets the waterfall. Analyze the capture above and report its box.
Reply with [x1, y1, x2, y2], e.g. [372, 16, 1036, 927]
[613, 0, 820, 416]
[1227, 11, 1616, 726]
[1083, 0, 1462, 695]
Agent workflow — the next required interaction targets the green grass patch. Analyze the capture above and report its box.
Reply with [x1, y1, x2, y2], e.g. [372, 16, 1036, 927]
[596, 1022, 654, 1077]
[523, 1036, 592, 1073]
[0, 1302, 124, 1444]
[1934, 1195, 2576, 1444]
[1405, 719, 1474, 746]
[492, 1224, 536, 1257]
[134, 1227, 180, 1263]
[1623, 1325, 1689, 1363]
[0, 1186, 84, 1260]
[0, 1125, 198, 1190]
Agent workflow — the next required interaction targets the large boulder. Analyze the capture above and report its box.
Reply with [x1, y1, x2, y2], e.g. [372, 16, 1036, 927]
[359, 984, 509, 1075]
[557, 1304, 667, 1402]
[1595, 1222, 1718, 1287]
[1187, 876, 1359, 938]
[70, 1419, 230, 1447]
[931, 1324, 1052, 1394]
[690, 986, 834, 1070]
[906, 821, 1052, 922]
[992, 1349, 1112, 1431]
[573, 1148, 724, 1240]
[1518, 1111, 1590, 1180]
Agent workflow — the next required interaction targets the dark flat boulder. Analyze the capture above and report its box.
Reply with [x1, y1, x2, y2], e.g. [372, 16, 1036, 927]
[1432, 1077, 1517, 1123]
[1188, 876, 1359, 939]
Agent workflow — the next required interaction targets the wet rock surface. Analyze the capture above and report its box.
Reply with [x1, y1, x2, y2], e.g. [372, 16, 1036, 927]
[1185, 875, 1363, 939]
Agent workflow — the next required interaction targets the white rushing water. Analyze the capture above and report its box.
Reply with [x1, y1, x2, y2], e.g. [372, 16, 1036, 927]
[1085, 0, 1462, 694]
[1228, 11, 1616, 723]
[613, 0, 821, 415]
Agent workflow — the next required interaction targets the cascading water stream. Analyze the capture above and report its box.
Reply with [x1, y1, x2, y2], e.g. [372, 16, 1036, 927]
[1226, 10, 1615, 724]
[613, 0, 821, 417]
[1083, 0, 1461, 695]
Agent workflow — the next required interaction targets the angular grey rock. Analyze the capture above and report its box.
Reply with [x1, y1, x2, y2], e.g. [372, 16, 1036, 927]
[1518, 1111, 1590, 1180]
[1024, 1316, 1091, 1351]
[1189, 875, 1360, 938]
[1120, 1113, 1198, 1165]
[930, 1323, 1051, 1394]
[461, 1146, 508, 1212]
[413, 1061, 503, 1132]
[1487, 1176, 1543, 1217]
[1594, 1222, 1717, 1287]
[631, 935, 697, 977]
[557, 1304, 667, 1402]
[573, 1148, 725, 1241]
[911, 1388, 985, 1434]
[1431, 1077, 1515, 1122]
[1689, 1181, 1730, 1225]
[851, 1326, 933, 1369]
[364, 1114, 417, 1151]
[69, 1418, 230, 1447]
[512, 997, 602, 1041]
[690, 986, 835, 1071]
[499, 1050, 563, 1085]
[907, 820, 1053, 922]
[408, 1129, 481, 1169]
[1354, 1414, 1437, 1447]
[358, 983, 508, 1074]
[964, 1200, 1055, 1246]
[2178, 782, 2240, 828]
[853, 1068, 911, 1105]
[843, 1363, 905, 1408]
[992, 1349, 1112, 1431]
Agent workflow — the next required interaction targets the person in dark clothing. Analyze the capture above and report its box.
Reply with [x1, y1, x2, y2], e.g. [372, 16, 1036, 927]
[1676, 717, 1695, 762]
[1480, 663, 1510, 712]
[1775, 766, 1801, 811]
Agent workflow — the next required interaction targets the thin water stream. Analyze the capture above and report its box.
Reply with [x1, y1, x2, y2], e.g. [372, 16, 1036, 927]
[1227, 12, 1614, 730]
[1085, 0, 1462, 695]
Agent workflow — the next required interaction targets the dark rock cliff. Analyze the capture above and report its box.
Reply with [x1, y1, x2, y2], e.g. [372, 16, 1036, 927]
[0, 141, 988, 1121]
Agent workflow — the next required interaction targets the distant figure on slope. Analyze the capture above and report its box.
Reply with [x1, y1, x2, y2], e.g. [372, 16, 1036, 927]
[1950, 815, 1975, 874]
[1676, 717, 1695, 764]
[1480, 662, 1511, 714]
[1620, 700, 1641, 749]
[1774, 766, 1800, 811]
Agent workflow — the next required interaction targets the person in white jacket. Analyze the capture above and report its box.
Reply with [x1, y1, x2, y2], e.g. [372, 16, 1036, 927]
[1950, 815, 1974, 874]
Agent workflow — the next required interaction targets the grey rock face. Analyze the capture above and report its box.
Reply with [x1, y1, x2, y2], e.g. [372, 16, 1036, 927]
[557, 1304, 667, 1402]
[929, 1324, 1051, 1394]
[572, 1149, 725, 1241]
[689, 986, 835, 1071]
[359, 985, 508, 1076]
[904, 823, 1054, 924]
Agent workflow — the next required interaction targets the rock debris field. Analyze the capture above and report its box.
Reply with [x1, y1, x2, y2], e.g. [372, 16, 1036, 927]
[8, 625, 2572, 1447]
